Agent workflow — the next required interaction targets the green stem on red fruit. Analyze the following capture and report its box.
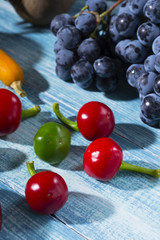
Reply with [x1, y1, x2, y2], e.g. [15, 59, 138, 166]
[100, 0, 125, 19]
[21, 105, 41, 119]
[120, 161, 160, 178]
[73, 5, 89, 19]
[26, 161, 36, 177]
[53, 102, 79, 131]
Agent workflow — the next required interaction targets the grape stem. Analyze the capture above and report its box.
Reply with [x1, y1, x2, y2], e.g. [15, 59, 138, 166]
[120, 161, 160, 178]
[100, 0, 125, 19]
[53, 102, 79, 131]
[73, 5, 88, 19]
[26, 161, 36, 177]
[90, 0, 125, 38]
[21, 105, 41, 119]
[73, 0, 125, 39]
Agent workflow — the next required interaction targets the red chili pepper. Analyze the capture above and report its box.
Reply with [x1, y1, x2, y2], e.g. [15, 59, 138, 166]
[53, 101, 115, 141]
[0, 88, 41, 137]
[25, 161, 68, 215]
[83, 137, 160, 181]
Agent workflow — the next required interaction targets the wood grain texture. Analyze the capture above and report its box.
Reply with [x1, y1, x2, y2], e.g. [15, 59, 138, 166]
[0, 0, 160, 239]
[0, 182, 86, 240]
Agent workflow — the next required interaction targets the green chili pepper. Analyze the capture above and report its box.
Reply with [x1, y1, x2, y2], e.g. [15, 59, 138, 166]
[33, 122, 71, 165]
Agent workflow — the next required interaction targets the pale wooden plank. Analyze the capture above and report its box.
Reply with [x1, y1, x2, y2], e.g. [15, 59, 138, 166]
[0, 1, 160, 240]
[0, 181, 86, 240]
[0, 125, 160, 240]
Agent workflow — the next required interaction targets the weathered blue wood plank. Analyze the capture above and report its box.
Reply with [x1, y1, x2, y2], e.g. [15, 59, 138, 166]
[0, 181, 86, 240]
[1, 0, 160, 161]
[1, 1, 160, 240]
[0, 124, 160, 240]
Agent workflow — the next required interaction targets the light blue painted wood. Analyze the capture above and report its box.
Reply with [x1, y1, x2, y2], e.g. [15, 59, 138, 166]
[0, 1, 160, 240]
[1, 131, 160, 240]
[0, 181, 86, 240]
[1, 0, 160, 159]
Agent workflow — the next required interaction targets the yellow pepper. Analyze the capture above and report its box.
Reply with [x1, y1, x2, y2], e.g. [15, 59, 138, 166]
[0, 49, 26, 97]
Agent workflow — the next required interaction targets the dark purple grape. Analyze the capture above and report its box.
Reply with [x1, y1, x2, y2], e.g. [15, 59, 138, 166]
[71, 58, 94, 89]
[77, 38, 101, 63]
[54, 41, 64, 54]
[154, 53, 160, 73]
[126, 64, 145, 88]
[115, 12, 140, 37]
[86, 0, 107, 14]
[137, 21, 160, 47]
[153, 75, 160, 96]
[50, 13, 74, 35]
[56, 64, 71, 81]
[143, 0, 160, 24]
[139, 93, 145, 101]
[56, 48, 77, 67]
[124, 40, 148, 63]
[140, 111, 159, 126]
[57, 25, 81, 49]
[93, 56, 115, 78]
[95, 75, 118, 92]
[141, 93, 160, 120]
[144, 55, 156, 72]
[75, 12, 97, 37]
[115, 39, 131, 60]
[109, 15, 122, 43]
[152, 36, 160, 55]
[137, 72, 157, 96]
[128, 0, 148, 15]
[117, 0, 130, 15]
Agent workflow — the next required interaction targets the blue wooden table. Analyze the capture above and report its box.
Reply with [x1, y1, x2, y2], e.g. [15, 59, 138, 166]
[0, 1, 160, 239]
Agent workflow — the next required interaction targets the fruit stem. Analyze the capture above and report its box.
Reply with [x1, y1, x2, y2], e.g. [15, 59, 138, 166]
[21, 105, 41, 119]
[100, 0, 125, 19]
[90, 11, 102, 38]
[10, 80, 26, 97]
[120, 161, 160, 178]
[26, 161, 36, 177]
[53, 102, 79, 131]
[73, 5, 88, 19]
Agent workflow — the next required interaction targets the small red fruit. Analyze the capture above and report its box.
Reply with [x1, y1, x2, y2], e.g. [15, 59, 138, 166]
[0, 88, 22, 136]
[83, 137, 123, 181]
[77, 101, 115, 141]
[25, 168, 68, 215]
[52, 101, 115, 141]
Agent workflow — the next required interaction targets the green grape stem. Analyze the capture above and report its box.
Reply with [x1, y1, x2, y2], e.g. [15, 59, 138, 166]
[53, 102, 79, 132]
[120, 161, 160, 178]
[26, 161, 37, 177]
[73, 5, 89, 19]
[21, 105, 41, 119]
[73, 0, 125, 21]
[100, 0, 125, 19]
[90, 0, 125, 38]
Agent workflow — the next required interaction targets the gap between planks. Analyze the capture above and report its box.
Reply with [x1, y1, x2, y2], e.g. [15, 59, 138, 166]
[0, 178, 89, 240]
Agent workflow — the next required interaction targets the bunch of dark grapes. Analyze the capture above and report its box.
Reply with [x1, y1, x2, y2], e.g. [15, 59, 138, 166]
[50, 0, 160, 128]
[50, 0, 125, 93]
[108, 0, 160, 127]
